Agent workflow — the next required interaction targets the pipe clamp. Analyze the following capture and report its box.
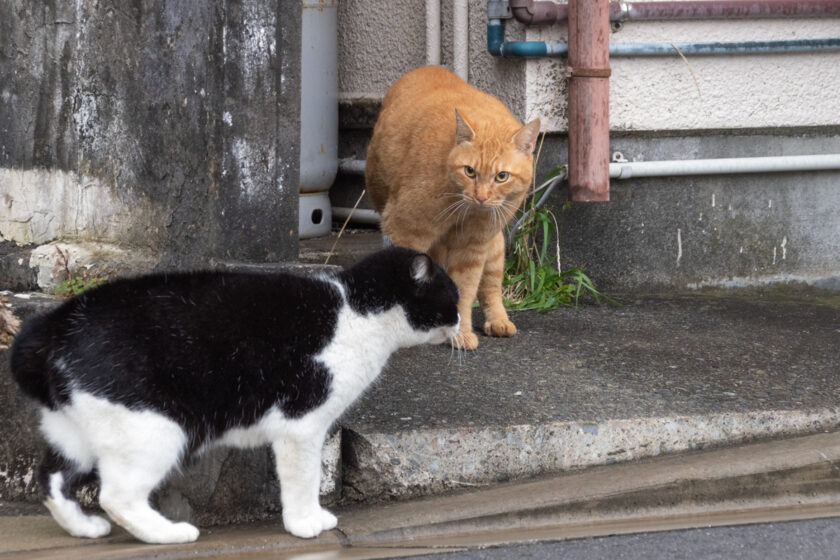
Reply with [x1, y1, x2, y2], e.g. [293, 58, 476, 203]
[566, 66, 612, 78]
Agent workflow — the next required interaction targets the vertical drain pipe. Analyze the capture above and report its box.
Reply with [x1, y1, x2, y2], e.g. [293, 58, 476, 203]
[426, 0, 441, 66]
[568, 0, 611, 201]
[299, 1, 338, 238]
[454, 0, 470, 80]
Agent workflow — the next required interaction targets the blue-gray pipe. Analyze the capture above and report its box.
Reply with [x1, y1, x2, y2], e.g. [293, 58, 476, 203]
[488, 22, 840, 57]
[488, 20, 569, 57]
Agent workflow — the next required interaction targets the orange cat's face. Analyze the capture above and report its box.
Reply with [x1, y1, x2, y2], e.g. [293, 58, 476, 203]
[446, 110, 540, 224]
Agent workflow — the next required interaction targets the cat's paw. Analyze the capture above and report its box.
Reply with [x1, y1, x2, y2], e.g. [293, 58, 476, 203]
[64, 513, 112, 539]
[283, 508, 338, 539]
[484, 319, 517, 338]
[147, 522, 200, 544]
[80, 515, 112, 539]
[452, 330, 479, 350]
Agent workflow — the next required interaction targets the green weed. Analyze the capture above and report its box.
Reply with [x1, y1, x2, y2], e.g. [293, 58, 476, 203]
[55, 275, 105, 298]
[503, 166, 616, 311]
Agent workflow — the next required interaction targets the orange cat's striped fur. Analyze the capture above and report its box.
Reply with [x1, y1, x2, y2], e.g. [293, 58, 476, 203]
[366, 66, 540, 350]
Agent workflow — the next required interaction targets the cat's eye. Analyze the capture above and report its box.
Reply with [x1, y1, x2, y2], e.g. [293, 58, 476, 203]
[464, 166, 476, 178]
[495, 171, 510, 183]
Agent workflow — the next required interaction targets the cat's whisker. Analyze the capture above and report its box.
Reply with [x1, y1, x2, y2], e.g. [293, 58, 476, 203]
[437, 201, 471, 225]
[497, 201, 519, 225]
[456, 203, 471, 235]
[435, 200, 466, 222]
[496, 206, 506, 230]
[451, 331, 465, 352]
[449, 204, 470, 227]
[500, 199, 519, 213]
[499, 200, 519, 215]
[498, 204, 517, 225]
[457, 340, 470, 366]
[448, 339, 462, 366]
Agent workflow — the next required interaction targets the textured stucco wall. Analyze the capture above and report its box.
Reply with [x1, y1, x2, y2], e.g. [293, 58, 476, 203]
[527, 18, 840, 131]
[338, 2, 840, 132]
[338, 0, 528, 121]
[0, 1, 301, 268]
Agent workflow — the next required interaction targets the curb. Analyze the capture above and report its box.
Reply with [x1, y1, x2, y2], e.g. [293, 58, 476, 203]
[342, 408, 840, 502]
[3, 431, 840, 559]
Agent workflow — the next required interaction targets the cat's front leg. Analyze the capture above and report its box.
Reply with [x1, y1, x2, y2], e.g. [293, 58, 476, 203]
[478, 231, 517, 338]
[445, 246, 487, 350]
[272, 429, 337, 539]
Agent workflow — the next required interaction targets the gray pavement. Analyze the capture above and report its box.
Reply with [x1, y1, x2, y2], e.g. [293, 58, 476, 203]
[401, 517, 840, 560]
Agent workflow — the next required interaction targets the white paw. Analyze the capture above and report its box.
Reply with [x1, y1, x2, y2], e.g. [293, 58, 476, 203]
[44, 498, 112, 539]
[142, 522, 200, 544]
[283, 508, 338, 539]
[80, 515, 112, 539]
[65, 514, 112, 539]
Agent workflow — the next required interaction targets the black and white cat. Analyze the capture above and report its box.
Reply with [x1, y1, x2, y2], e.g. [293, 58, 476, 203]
[10, 247, 459, 544]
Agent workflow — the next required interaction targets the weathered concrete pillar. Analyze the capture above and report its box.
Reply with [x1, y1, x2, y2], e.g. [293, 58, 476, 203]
[0, 0, 301, 271]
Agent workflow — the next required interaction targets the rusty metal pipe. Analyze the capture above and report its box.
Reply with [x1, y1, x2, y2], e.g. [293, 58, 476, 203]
[614, 0, 840, 21]
[567, 0, 611, 202]
[509, 0, 568, 25]
[510, 0, 840, 25]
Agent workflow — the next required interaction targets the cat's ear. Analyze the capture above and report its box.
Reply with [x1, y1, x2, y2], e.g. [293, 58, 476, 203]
[410, 254, 434, 285]
[513, 118, 541, 154]
[454, 109, 475, 145]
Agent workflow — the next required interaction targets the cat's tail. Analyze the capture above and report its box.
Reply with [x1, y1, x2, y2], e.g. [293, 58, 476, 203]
[9, 312, 57, 406]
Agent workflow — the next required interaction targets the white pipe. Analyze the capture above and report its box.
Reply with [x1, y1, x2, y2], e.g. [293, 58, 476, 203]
[453, 0, 469, 81]
[610, 154, 840, 179]
[332, 206, 381, 225]
[333, 154, 840, 225]
[426, 0, 441, 66]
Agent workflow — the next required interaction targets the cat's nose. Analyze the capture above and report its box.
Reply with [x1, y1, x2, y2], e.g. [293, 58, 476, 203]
[474, 194, 488, 204]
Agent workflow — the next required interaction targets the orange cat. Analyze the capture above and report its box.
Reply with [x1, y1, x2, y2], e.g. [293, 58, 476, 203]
[366, 66, 540, 350]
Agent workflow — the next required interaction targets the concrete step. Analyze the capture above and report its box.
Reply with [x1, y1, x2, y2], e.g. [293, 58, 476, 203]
[339, 285, 840, 503]
[1, 232, 839, 527]
[3, 431, 840, 558]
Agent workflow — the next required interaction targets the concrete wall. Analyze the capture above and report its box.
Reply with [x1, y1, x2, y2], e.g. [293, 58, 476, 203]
[0, 0, 301, 277]
[540, 132, 840, 290]
[335, 1, 840, 289]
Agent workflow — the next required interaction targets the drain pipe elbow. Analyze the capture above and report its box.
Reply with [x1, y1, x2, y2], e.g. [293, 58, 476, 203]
[487, 20, 504, 56]
[510, 0, 567, 25]
[488, 19, 557, 58]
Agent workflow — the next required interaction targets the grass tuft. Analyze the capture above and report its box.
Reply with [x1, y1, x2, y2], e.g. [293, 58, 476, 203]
[503, 166, 617, 311]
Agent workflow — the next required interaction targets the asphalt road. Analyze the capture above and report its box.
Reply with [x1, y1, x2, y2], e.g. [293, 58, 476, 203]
[403, 517, 840, 560]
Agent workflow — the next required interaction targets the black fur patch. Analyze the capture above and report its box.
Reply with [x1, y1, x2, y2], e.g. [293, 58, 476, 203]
[340, 247, 460, 331]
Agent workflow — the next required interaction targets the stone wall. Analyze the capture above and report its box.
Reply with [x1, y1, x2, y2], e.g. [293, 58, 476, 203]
[0, 0, 301, 277]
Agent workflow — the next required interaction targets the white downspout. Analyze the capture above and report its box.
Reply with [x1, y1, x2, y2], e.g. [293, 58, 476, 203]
[426, 0, 441, 66]
[453, 0, 469, 80]
[299, 1, 338, 239]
